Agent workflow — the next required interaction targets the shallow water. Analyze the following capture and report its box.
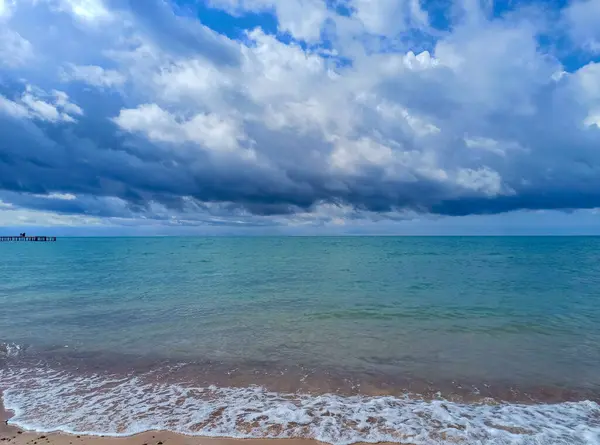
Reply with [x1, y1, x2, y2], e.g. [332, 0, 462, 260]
[2, 237, 600, 443]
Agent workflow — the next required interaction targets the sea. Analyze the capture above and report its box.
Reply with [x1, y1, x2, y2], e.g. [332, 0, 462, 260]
[1, 236, 600, 444]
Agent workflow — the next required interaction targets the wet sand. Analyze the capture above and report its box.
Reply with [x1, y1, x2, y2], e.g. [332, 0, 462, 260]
[0, 425, 334, 445]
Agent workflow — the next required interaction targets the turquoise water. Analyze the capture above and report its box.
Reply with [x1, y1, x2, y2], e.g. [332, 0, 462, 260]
[1, 237, 600, 444]
[2, 236, 600, 387]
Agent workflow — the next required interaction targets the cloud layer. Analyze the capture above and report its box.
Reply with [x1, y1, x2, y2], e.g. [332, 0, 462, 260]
[1, 0, 600, 230]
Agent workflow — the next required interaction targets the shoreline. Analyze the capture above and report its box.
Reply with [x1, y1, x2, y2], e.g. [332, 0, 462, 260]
[3, 342, 598, 405]
[0, 396, 396, 445]
[3, 354, 600, 444]
[3, 378, 600, 445]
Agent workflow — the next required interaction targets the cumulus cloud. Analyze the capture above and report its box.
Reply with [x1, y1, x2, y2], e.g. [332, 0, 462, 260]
[0, 0, 600, 231]
[113, 104, 247, 153]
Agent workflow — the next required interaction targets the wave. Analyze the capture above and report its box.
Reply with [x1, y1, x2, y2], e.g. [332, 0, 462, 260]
[1, 366, 600, 445]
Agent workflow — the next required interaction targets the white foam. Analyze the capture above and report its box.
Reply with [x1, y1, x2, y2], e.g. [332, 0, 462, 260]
[0, 343, 23, 357]
[1, 366, 599, 445]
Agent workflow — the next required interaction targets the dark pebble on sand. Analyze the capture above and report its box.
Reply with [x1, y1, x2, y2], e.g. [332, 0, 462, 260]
[157, 442, 163, 444]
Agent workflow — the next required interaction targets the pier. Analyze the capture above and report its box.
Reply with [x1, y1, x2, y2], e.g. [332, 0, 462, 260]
[0, 236, 57, 242]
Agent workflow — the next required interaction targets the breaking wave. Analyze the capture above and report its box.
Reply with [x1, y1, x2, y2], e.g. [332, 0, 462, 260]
[1, 366, 600, 445]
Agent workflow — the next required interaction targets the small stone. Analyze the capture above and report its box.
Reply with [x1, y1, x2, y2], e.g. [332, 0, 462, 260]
[157, 442, 163, 445]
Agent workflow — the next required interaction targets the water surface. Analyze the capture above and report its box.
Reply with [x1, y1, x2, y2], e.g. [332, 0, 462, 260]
[1, 237, 600, 444]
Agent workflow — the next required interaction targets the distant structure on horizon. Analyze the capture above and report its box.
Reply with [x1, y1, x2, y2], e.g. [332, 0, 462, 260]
[0, 234, 57, 242]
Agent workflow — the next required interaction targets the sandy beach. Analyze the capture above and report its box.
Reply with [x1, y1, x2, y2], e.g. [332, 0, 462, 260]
[0, 426, 333, 445]
[0, 425, 337, 445]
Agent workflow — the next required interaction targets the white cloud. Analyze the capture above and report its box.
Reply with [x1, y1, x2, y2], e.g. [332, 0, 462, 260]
[366, 96, 441, 136]
[112, 104, 251, 156]
[61, 64, 126, 88]
[572, 62, 600, 98]
[55, 0, 111, 21]
[207, 0, 432, 41]
[53, 90, 83, 116]
[21, 93, 64, 122]
[0, 0, 15, 19]
[43, 193, 78, 200]
[0, 85, 83, 123]
[350, 0, 430, 36]
[207, 0, 329, 42]
[0, 95, 30, 119]
[269, 0, 328, 42]
[565, 62, 600, 127]
[565, 0, 600, 53]
[0, 200, 106, 227]
[402, 50, 440, 71]
[463, 136, 525, 157]
[151, 58, 231, 105]
[584, 112, 600, 128]
[455, 167, 506, 197]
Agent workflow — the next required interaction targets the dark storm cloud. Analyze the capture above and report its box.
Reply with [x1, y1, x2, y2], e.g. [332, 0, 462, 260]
[3, 92, 600, 221]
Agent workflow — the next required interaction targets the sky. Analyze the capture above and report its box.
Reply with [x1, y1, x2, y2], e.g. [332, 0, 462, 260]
[1, 0, 600, 235]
